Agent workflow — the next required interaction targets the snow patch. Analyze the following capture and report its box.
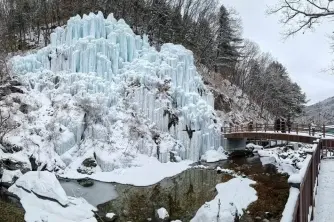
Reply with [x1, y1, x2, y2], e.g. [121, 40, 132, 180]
[106, 213, 116, 219]
[201, 147, 227, 163]
[191, 178, 257, 222]
[157, 207, 169, 219]
[281, 188, 299, 222]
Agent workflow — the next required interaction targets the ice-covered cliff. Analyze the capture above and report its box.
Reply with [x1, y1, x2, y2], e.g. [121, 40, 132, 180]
[6, 12, 222, 174]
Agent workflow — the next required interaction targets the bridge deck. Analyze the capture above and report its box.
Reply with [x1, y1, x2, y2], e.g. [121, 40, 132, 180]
[314, 159, 334, 222]
[224, 131, 318, 144]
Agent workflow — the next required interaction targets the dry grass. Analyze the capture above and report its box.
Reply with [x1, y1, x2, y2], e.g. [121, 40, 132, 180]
[0, 199, 25, 222]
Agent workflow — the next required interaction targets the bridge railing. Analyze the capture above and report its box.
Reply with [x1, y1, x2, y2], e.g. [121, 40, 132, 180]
[283, 139, 334, 222]
[222, 123, 327, 137]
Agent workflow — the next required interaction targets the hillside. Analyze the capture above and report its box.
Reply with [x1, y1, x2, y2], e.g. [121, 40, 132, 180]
[298, 96, 334, 125]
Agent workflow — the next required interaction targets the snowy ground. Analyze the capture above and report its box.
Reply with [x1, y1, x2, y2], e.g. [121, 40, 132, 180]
[314, 159, 334, 222]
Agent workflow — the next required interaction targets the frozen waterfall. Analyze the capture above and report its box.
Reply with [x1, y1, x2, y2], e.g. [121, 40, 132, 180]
[11, 12, 222, 163]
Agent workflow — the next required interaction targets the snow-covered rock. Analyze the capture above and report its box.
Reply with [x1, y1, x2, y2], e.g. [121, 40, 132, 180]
[8, 171, 97, 222]
[246, 143, 263, 153]
[105, 212, 116, 221]
[0, 169, 22, 187]
[9, 185, 97, 222]
[201, 147, 227, 162]
[156, 207, 169, 219]
[191, 178, 257, 222]
[0, 149, 32, 173]
[258, 145, 310, 176]
[13, 171, 69, 206]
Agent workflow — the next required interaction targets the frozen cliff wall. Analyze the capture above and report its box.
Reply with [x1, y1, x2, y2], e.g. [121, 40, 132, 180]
[8, 12, 221, 172]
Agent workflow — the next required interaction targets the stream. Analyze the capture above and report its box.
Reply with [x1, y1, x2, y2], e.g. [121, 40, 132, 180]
[60, 154, 289, 222]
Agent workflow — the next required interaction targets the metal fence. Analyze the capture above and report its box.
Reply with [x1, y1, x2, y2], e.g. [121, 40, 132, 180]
[223, 123, 327, 137]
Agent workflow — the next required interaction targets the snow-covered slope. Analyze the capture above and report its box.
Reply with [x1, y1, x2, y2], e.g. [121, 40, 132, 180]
[297, 96, 334, 125]
[4, 12, 221, 175]
[199, 65, 272, 125]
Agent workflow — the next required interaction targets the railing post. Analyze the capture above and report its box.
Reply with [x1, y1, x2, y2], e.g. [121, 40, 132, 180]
[323, 124, 326, 138]
[296, 123, 299, 135]
[309, 124, 311, 136]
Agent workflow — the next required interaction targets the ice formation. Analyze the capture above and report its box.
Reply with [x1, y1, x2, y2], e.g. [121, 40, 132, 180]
[10, 12, 221, 172]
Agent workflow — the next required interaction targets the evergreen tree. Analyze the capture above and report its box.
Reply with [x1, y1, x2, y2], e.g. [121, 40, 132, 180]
[215, 5, 242, 79]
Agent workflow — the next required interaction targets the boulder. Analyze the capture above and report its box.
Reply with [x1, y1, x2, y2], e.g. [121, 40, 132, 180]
[0, 152, 31, 173]
[77, 157, 97, 175]
[77, 178, 94, 187]
[0, 169, 22, 188]
[19, 103, 30, 114]
[82, 157, 97, 168]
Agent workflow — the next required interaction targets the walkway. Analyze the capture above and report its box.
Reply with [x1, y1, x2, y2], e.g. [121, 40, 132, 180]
[314, 159, 334, 222]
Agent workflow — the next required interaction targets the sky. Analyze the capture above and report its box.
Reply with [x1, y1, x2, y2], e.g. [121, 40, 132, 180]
[222, 0, 334, 105]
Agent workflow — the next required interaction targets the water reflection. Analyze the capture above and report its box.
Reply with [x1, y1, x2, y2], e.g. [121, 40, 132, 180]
[97, 168, 229, 222]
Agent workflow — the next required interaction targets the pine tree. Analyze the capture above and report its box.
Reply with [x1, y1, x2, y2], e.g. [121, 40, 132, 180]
[215, 5, 242, 80]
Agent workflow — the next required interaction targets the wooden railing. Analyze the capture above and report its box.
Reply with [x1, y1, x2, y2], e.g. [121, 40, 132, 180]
[223, 123, 327, 137]
[283, 139, 334, 222]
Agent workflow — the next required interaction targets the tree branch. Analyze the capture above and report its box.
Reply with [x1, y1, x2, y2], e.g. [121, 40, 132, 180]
[268, 0, 334, 37]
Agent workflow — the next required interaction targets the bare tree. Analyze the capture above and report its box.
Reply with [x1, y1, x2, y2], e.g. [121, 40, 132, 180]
[0, 104, 17, 144]
[268, 0, 334, 37]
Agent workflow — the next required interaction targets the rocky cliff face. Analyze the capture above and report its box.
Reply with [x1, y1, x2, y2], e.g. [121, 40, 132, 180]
[199, 65, 272, 126]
